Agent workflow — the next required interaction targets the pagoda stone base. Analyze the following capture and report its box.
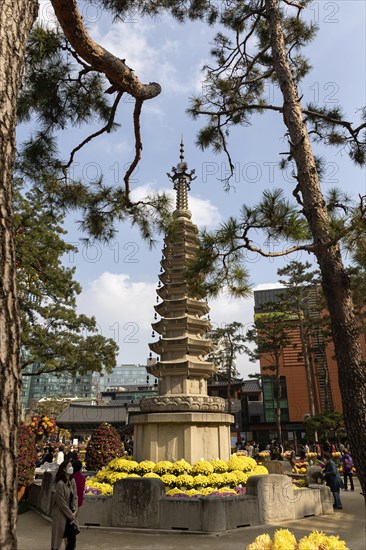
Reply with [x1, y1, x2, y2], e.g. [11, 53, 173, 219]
[131, 411, 234, 464]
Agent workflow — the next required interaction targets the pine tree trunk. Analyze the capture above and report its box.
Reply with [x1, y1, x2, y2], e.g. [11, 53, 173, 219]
[267, 0, 366, 501]
[275, 352, 282, 443]
[297, 310, 316, 417]
[0, 2, 38, 548]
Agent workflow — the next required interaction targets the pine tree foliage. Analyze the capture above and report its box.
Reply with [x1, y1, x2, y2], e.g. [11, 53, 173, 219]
[16, 19, 171, 244]
[14, 183, 118, 376]
[64, 1, 365, 497]
[246, 310, 292, 442]
[275, 261, 324, 418]
[208, 321, 246, 380]
[304, 411, 345, 442]
[208, 321, 247, 414]
[1, 1, 366, 544]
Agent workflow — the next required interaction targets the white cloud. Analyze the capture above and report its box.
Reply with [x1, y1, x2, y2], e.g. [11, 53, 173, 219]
[93, 19, 201, 94]
[37, 1, 58, 29]
[77, 271, 281, 377]
[97, 138, 132, 155]
[130, 183, 221, 228]
[78, 272, 155, 329]
[77, 272, 156, 365]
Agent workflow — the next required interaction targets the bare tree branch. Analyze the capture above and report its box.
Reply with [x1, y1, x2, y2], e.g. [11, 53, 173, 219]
[124, 99, 143, 196]
[62, 91, 123, 171]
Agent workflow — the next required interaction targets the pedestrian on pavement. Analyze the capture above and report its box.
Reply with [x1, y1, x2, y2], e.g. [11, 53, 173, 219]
[323, 452, 343, 509]
[51, 460, 79, 550]
[340, 448, 355, 491]
[72, 460, 86, 509]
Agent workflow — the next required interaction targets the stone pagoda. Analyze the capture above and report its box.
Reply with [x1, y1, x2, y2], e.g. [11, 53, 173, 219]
[131, 142, 233, 463]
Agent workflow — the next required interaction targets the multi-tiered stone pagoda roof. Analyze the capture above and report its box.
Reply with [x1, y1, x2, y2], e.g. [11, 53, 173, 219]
[142, 141, 224, 413]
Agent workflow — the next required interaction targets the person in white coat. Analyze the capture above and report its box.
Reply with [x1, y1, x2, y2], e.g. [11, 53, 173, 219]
[56, 446, 65, 465]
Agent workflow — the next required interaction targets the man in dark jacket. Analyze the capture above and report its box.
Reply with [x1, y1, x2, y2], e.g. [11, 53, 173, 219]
[323, 452, 343, 509]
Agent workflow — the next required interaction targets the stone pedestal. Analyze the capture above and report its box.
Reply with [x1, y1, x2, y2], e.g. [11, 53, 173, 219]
[246, 474, 296, 523]
[132, 411, 234, 463]
[112, 478, 165, 529]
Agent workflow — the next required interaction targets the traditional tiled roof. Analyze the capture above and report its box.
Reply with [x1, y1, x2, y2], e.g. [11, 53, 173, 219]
[208, 378, 244, 387]
[241, 379, 262, 393]
[56, 403, 127, 428]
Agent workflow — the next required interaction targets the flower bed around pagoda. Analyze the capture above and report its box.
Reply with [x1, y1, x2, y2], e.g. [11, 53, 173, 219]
[29, 459, 333, 532]
[85, 455, 269, 498]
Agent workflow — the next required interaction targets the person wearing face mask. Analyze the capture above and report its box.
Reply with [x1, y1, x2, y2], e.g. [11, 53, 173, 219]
[51, 461, 79, 550]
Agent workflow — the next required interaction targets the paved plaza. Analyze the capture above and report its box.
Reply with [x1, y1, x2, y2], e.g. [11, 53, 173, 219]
[17, 479, 365, 550]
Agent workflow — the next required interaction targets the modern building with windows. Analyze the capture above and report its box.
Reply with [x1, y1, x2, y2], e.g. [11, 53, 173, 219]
[21, 362, 94, 413]
[21, 362, 157, 413]
[92, 363, 158, 396]
[252, 286, 366, 442]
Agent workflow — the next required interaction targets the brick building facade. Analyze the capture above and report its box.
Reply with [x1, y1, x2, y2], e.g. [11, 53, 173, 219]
[253, 287, 366, 442]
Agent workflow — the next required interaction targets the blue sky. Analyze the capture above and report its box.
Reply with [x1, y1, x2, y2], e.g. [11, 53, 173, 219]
[28, 1, 366, 377]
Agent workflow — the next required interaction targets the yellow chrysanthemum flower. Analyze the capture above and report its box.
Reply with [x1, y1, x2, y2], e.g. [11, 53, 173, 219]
[217, 487, 237, 494]
[192, 460, 214, 475]
[221, 471, 238, 487]
[210, 459, 228, 473]
[136, 460, 155, 475]
[272, 528, 297, 550]
[298, 530, 349, 550]
[105, 471, 129, 484]
[191, 475, 211, 488]
[232, 470, 249, 485]
[85, 479, 113, 495]
[199, 487, 215, 496]
[174, 474, 195, 488]
[108, 458, 139, 472]
[227, 455, 257, 472]
[160, 473, 177, 487]
[171, 459, 192, 475]
[246, 533, 272, 550]
[166, 487, 185, 496]
[153, 461, 173, 475]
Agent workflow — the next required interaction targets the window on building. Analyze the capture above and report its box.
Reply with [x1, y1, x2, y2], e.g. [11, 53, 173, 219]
[262, 376, 289, 423]
[273, 378, 288, 399]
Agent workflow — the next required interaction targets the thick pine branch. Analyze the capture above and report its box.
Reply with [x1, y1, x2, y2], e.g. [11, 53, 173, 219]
[51, 0, 161, 100]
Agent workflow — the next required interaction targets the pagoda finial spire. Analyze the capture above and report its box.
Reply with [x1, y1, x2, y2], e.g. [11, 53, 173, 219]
[167, 139, 197, 213]
[180, 136, 184, 162]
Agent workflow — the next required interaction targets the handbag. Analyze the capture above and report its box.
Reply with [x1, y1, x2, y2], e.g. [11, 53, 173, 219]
[64, 519, 80, 537]
[64, 488, 80, 537]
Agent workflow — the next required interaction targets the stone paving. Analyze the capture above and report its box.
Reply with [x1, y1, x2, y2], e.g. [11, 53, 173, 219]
[17, 479, 365, 550]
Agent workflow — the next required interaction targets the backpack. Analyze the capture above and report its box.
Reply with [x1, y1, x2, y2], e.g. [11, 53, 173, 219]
[343, 455, 353, 472]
